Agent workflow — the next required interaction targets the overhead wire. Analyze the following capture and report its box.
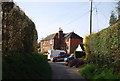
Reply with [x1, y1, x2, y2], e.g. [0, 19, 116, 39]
[97, 2, 117, 22]
[62, 10, 90, 27]
[95, 8, 100, 32]
[51, 6, 82, 23]
[62, 2, 102, 27]
[98, 10, 110, 21]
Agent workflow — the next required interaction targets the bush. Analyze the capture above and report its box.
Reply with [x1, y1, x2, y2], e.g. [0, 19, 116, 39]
[84, 20, 120, 72]
[67, 59, 84, 68]
[2, 53, 52, 79]
[79, 64, 96, 79]
[79, 64, 120, 80]
[74, 51, 86, 58]
[2, 2, 38, 54]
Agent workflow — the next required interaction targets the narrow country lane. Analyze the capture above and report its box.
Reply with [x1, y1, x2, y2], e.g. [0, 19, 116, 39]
[49, 61, 87, 80]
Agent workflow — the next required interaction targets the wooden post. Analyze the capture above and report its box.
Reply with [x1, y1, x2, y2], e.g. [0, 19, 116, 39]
[90, 0, 93, 34]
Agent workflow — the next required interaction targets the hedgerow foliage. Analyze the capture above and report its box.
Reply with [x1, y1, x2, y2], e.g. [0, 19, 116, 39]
[74, 51, 86, 59]
[2, 2, 38, 54]
[79, 64, 120, 80]
[3, 53, 52, 79]
[84, 20, 120, 72]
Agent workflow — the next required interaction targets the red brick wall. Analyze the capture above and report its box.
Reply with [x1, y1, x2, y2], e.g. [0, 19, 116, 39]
[63, 38, 83, 54]
[69, 38, 83, 54]
[41, 40, 53, 52]
[54, 38, 65, 50]
[40, 34, 83, 54]
[53, 38, 59, 49]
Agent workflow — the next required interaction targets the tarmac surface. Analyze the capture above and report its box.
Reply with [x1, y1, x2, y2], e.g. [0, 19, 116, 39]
[49, 61, 87, 80]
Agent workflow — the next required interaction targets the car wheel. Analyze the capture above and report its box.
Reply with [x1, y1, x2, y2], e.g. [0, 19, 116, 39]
[65, 63, 68, 66]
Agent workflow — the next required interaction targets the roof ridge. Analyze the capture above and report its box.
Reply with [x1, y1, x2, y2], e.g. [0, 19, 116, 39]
[43, 33, 56, 40]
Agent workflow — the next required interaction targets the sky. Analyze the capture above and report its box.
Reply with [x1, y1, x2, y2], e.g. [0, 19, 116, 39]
[13, 0, 118, 42]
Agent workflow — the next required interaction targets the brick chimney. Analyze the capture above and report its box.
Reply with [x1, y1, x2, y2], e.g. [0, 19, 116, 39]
[58, 27, 63, 39]
[58, 27, 63, 50]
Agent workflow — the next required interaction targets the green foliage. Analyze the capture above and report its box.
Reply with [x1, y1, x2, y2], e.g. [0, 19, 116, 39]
[74, 51, 86, 58]
[117, 1, 120, 19]
[79, 64, 120, 80]
[2, 53, 52, 79]
[84, 33, 96, 61]
[2, 2, 38, 54]
[84, 20, 120, 73]
[109, 11, 117, 26]
[79, 64, 96, 79]
[117, 1, 120, 12]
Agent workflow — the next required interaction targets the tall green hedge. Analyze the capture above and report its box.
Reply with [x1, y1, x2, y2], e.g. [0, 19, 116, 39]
[3, 53, 52, 79]
[84, 20, 120, 72]
[2, 2, 38, 54]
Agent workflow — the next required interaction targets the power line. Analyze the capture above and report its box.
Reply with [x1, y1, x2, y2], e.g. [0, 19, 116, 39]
[99, 9, 110, 21]
[51, 7, 82, 23]
[62, 2, 102, 27]
[91, 2, 101, 33]
[95, 8, 100, 32]
[62, 10, 90, 27]
[93, 3, 101, 11]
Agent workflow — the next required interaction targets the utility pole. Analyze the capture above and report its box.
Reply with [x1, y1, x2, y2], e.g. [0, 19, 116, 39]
[90, 0, 93, 34]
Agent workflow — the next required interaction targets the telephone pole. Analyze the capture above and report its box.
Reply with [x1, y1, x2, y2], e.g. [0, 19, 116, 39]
[90, 0, 93, 34]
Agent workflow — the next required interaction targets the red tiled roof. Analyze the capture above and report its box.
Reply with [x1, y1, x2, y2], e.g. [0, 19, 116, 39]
[43, 33, 56, 40]
[42, 32, 83, 40]
[64, 32, 83, 39]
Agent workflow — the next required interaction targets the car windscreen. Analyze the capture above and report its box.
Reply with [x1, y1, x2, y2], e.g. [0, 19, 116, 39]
[69, 54, 74, 57]
[58, 54, 66, 57]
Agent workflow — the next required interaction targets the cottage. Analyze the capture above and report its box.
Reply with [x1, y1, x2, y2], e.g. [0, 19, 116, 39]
[40, 28, 83, 54]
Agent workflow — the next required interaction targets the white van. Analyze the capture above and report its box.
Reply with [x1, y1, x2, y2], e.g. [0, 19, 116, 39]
[47, 50, 66, 60]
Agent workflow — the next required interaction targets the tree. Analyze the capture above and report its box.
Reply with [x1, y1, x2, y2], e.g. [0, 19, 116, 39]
[109, 11, 117, 26]
[117, 1, 120, 19]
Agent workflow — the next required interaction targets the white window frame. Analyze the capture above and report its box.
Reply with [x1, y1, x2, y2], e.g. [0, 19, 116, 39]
[50, 39, 52, 44]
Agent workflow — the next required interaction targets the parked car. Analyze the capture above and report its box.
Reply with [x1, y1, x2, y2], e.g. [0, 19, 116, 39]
[64, 54, 74, 62]
[51, 53, 70, 62]
[47, 50, 66, 60]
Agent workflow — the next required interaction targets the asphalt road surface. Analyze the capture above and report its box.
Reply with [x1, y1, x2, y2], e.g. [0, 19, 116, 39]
[49, 61, 87, 80]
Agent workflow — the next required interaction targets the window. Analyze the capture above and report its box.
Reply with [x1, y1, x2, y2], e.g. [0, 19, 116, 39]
[43, 41, 46, 45]
[50, 39, 52, 44]
[66, 46, 68, 50]
[66, 38, 69, 42]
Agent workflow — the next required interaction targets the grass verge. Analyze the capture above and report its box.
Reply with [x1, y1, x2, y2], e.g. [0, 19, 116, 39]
[78, 64, 120, 81]
[3, 53, 52, 79]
